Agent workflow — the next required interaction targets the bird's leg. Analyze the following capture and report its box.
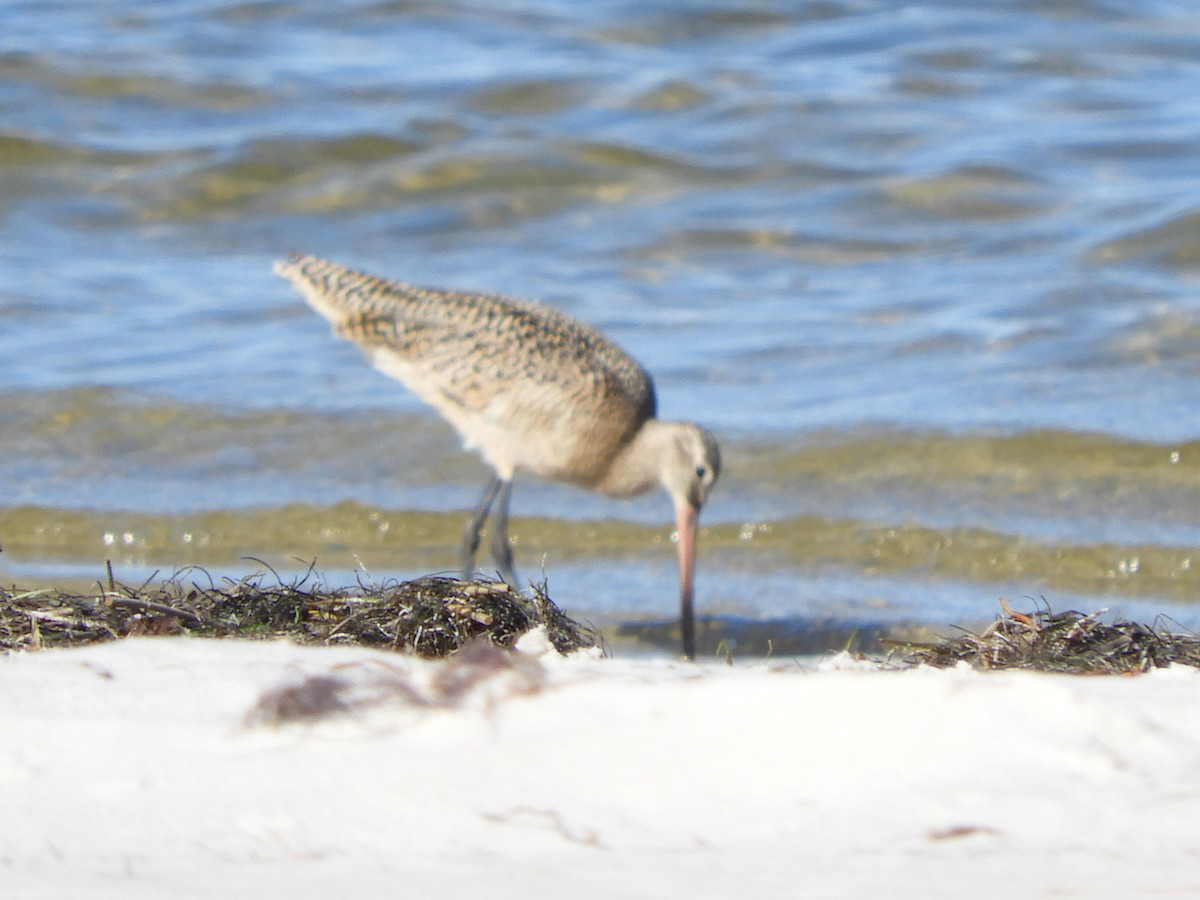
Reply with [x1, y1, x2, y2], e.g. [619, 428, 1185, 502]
[461, 476, 503, 581]
[489, 478, 519, 588]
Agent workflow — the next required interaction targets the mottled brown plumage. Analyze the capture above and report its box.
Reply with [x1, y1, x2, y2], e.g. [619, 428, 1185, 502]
[276, 253, 720, 659]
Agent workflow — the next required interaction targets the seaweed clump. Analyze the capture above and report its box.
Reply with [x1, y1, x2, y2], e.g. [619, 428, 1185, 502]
[0, 566, 600, 658]
[902, 600, 1200, 674]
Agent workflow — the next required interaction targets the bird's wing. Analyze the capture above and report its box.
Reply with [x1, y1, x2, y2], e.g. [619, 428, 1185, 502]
[276, 254, 657, 432]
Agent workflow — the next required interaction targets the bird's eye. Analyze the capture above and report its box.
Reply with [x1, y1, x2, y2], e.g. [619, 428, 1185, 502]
[695, 466, 707, 480]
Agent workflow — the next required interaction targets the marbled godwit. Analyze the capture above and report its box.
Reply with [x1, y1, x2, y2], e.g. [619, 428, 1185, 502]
[275, 254, 720, 659]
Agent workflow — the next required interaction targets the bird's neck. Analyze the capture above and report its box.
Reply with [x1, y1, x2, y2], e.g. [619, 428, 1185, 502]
[593, 419, 673, 499]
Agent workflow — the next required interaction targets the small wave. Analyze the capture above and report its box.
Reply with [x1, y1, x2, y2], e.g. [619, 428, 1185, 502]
[640, 227, 930, 264]
[591, 7, 796, 46]
[0, 131, 150, 169]
[466, 78, 586, 116]
[1106, 308, 1200, 367]
[880, 165, 1053, 221]
[0, 51, 267, 111]
[731, 427, 1200, 546]
[129, 133, 423, 220]
[1090, 207, 1200, 271]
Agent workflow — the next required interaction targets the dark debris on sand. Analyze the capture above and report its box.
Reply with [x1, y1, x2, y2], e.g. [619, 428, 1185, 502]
[0, 566, 601, 658]
[899, 600, 1200, 674]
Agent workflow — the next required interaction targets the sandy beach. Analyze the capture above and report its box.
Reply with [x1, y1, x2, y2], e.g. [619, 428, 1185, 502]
[4, 634, 1198, 898]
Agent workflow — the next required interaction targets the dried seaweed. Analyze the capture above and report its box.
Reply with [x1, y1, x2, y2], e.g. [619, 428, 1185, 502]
[245, 640, 548, 727]
[0, 566, 601, 657]
[899, 600, 1200, 674]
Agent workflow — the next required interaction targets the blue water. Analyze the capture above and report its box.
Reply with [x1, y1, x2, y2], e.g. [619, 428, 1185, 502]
[3, 0, 1200, 642]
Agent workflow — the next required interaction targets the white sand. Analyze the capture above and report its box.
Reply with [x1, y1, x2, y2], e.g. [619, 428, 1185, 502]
[3, 634, 1199, 898]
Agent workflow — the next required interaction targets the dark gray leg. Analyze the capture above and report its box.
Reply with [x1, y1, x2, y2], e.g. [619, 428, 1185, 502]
[488, 478, 518, 587]
[461, 476, 503, 580]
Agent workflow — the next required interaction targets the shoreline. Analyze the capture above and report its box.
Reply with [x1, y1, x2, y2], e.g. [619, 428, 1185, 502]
[3, 635, 1198, 898]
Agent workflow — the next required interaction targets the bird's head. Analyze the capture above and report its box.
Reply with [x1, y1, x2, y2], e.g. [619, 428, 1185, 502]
[659, 422, 721, 513]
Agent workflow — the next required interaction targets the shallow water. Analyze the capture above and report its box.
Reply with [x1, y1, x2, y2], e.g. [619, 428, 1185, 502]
[3, 1, 1200, 649]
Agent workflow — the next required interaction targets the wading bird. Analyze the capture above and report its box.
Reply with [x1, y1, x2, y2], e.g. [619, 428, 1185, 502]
[276, 254, 720, 659]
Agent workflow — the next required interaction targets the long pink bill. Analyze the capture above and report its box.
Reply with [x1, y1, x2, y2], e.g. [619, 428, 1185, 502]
[675, 502, 699, 661]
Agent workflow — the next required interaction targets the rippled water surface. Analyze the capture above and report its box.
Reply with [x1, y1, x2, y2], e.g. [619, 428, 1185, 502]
[4, 0, 1200, 652]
